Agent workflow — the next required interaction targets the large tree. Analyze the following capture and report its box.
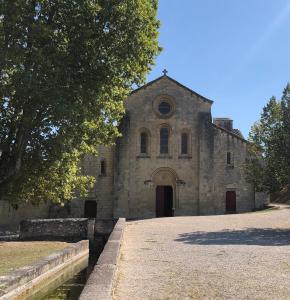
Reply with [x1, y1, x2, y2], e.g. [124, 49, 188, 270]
[246, 84, 290, 193]
[0, 0, 161, 206]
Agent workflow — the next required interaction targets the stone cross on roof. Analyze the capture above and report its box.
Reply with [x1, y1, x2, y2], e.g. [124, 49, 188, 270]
[162, 69, 168, 76]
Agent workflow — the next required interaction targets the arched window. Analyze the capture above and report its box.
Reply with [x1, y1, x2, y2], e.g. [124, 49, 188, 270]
[181, 133, 188, 154]
[140, 132, 148, 154]
[160, 127, 169, 154]
[227, 152, 231, 165]
[100, 159, 106, 175]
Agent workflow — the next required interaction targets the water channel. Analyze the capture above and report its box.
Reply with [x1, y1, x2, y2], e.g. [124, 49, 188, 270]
[23, 254, 97, 300]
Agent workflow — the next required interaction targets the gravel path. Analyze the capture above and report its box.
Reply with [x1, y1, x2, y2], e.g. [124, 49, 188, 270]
[113, 206, 290, 300]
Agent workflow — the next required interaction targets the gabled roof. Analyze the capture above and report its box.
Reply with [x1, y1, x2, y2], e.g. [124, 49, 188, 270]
[232, 129, 244, 139]
[130, 75, 214, 104]
[212, 123, 248, 143]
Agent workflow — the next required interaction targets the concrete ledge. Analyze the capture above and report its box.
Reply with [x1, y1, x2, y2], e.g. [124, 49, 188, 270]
[97, 241, 120, 266]
[80, 218, 126, 300]
[0, 240, 89, 299]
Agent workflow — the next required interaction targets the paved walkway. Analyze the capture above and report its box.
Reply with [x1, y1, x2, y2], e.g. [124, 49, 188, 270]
[113, 206, 290, 300]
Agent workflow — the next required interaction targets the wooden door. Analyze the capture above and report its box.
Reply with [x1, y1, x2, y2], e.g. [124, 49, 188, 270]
[84, 200, 97, 218]
[156, 186, 165, 217]
[226, 191, 236, 213]
[156, 186, 173, 217]
[164, 186, 173, 217]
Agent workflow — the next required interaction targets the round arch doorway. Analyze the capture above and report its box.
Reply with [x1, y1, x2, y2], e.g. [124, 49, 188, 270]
[151, 167, 178, 218]
[156, 185, 173, 217]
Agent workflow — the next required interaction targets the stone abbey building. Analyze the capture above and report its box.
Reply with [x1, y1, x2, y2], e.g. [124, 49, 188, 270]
[0, 73, 267, 227]
[77, 73, 267, 220]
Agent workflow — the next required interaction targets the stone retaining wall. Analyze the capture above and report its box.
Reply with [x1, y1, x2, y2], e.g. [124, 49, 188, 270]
[20, 218, 89, 242]
[93, 218, 117, 255]
[79, 218, 126, 300]
[255, 192, 270, 209]
[0, 240, 89, 299]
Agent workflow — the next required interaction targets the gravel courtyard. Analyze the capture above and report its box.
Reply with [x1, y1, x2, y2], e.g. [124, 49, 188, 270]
[113, 206, 290, 300]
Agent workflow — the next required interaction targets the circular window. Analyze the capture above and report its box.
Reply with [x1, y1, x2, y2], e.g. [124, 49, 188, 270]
[153, 95, 175, 118]
[158, 102, 171, 115]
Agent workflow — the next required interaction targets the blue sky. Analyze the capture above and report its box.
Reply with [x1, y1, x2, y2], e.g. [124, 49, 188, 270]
[147, 0, 290, 137]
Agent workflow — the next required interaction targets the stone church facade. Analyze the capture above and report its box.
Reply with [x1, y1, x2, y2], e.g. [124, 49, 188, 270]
[0, 74, 268, 227]
[76, 74, 267, 220]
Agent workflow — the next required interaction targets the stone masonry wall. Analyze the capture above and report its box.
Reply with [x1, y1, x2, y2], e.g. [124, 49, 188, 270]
[0, 201, 49, 230]
[19, 218, 89, 241]
[70, 145, 114, 219]
[199, 123, 255, 215]
[198, 112, 215, 215]
[213, 128, 255, 213]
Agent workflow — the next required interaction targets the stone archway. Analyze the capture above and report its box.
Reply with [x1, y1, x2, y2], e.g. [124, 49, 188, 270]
[151, 167, 179, 185]
[151, 168, 178, 217]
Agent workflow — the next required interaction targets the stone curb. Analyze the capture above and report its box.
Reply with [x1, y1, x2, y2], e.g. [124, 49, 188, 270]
[0, 240, 89, 299]
[79, 218, 126, 300]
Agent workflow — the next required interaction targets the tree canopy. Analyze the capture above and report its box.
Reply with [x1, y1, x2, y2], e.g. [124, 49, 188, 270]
[0, 0, 161, 206]
[246, 83, 290, 194]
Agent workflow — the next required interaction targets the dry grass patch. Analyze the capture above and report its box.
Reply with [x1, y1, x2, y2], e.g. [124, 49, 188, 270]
[0, 241, 70, 276]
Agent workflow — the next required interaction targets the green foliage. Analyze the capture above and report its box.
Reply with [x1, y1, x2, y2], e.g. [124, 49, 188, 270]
[246, 83, 290, 193]
[0, 0, 161, 205]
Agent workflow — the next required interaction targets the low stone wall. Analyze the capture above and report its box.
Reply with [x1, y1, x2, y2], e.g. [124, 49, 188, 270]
[20, 218, 89, 242]
[0, 240, 89, 299]
[79, 218, 126, 300]
[255, 192, 270, 209]
[0, 234, 18, 242]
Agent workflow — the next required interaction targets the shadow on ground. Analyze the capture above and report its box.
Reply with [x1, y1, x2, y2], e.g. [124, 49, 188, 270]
[175, 228, 290, 246]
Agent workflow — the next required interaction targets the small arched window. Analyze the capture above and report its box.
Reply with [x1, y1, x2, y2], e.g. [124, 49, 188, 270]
[140, 132, 148, 154]
[181, 133, 188, 154]
[227, 152, 232, 165]
[160, 127, 169, 154]
[100, 159, 106, 175]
